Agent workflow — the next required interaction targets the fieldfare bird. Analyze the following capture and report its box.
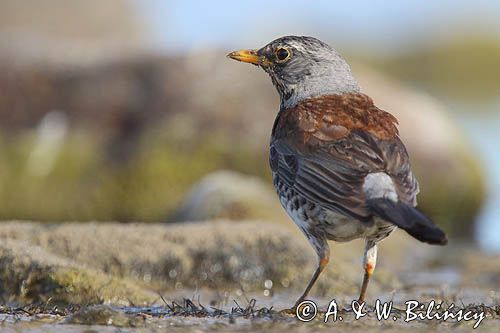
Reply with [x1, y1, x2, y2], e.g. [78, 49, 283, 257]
[228, 36, 447, 307]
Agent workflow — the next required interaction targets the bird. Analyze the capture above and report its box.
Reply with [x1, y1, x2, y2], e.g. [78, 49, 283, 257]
[227, 36, 447, 308]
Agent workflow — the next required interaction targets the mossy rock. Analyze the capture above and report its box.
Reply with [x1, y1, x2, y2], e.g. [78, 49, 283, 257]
[0, 221, 402, 301]
[0, 238, 157, 305]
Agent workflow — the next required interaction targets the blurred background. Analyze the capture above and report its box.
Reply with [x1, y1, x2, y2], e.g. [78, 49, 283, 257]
[0, 0, 498, 253]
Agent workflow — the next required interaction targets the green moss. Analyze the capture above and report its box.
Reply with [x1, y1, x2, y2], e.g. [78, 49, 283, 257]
[0, 131, 267, 222]
[46, 268, 155, 305]
[0, 238, 156, 305]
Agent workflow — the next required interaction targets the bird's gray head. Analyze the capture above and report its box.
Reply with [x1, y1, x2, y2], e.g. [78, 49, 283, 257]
[228, 36, 360, 108]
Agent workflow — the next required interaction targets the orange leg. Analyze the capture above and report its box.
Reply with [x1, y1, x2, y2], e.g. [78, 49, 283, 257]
[294, 244, 330, 308]
[358, 240, 377, 303]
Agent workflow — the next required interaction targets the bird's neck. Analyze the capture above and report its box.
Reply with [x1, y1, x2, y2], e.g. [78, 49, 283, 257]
[280, 64, 361, 109]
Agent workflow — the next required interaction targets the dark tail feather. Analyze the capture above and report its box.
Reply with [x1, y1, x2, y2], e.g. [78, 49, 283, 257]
[366, 198, 448, 245]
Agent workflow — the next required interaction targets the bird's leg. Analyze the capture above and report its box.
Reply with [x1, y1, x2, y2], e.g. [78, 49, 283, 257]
[358, 240, 377, 304]
[293, 240, 330, 309]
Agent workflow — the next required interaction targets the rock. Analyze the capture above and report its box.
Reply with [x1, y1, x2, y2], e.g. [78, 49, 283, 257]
[0, 237, 157, 305]
[171, 170, 287, 223]
[0, 221, 315, 293]
[0, 221, 401, 303]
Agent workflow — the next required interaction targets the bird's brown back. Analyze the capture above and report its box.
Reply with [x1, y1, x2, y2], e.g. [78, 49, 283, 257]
[270, 92, 418, 221]
[273, 93, 399, 145]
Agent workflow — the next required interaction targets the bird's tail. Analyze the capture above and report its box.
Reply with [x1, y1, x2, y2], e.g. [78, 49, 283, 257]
[366, 198, 448, 245]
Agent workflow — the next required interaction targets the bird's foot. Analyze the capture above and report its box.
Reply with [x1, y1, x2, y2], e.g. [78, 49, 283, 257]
[279, 298, 307, 316]
[279, 308, 296, 316]
[343, 299, 366, 312]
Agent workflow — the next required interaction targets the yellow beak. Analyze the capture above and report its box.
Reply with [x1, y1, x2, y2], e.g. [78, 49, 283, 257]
[227, 49, 261, 65]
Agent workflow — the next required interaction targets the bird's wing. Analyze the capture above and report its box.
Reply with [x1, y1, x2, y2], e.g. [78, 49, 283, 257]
[270, 93, 419, 222]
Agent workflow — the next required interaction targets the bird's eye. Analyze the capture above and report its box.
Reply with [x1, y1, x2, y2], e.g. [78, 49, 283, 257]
[275, 47, 291, 62]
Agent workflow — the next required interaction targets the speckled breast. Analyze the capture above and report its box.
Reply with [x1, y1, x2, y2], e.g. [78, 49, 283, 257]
[271, 170, 396, 244]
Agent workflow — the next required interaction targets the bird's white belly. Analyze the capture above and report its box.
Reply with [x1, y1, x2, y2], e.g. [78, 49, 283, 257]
[319, 209, 372, 242]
